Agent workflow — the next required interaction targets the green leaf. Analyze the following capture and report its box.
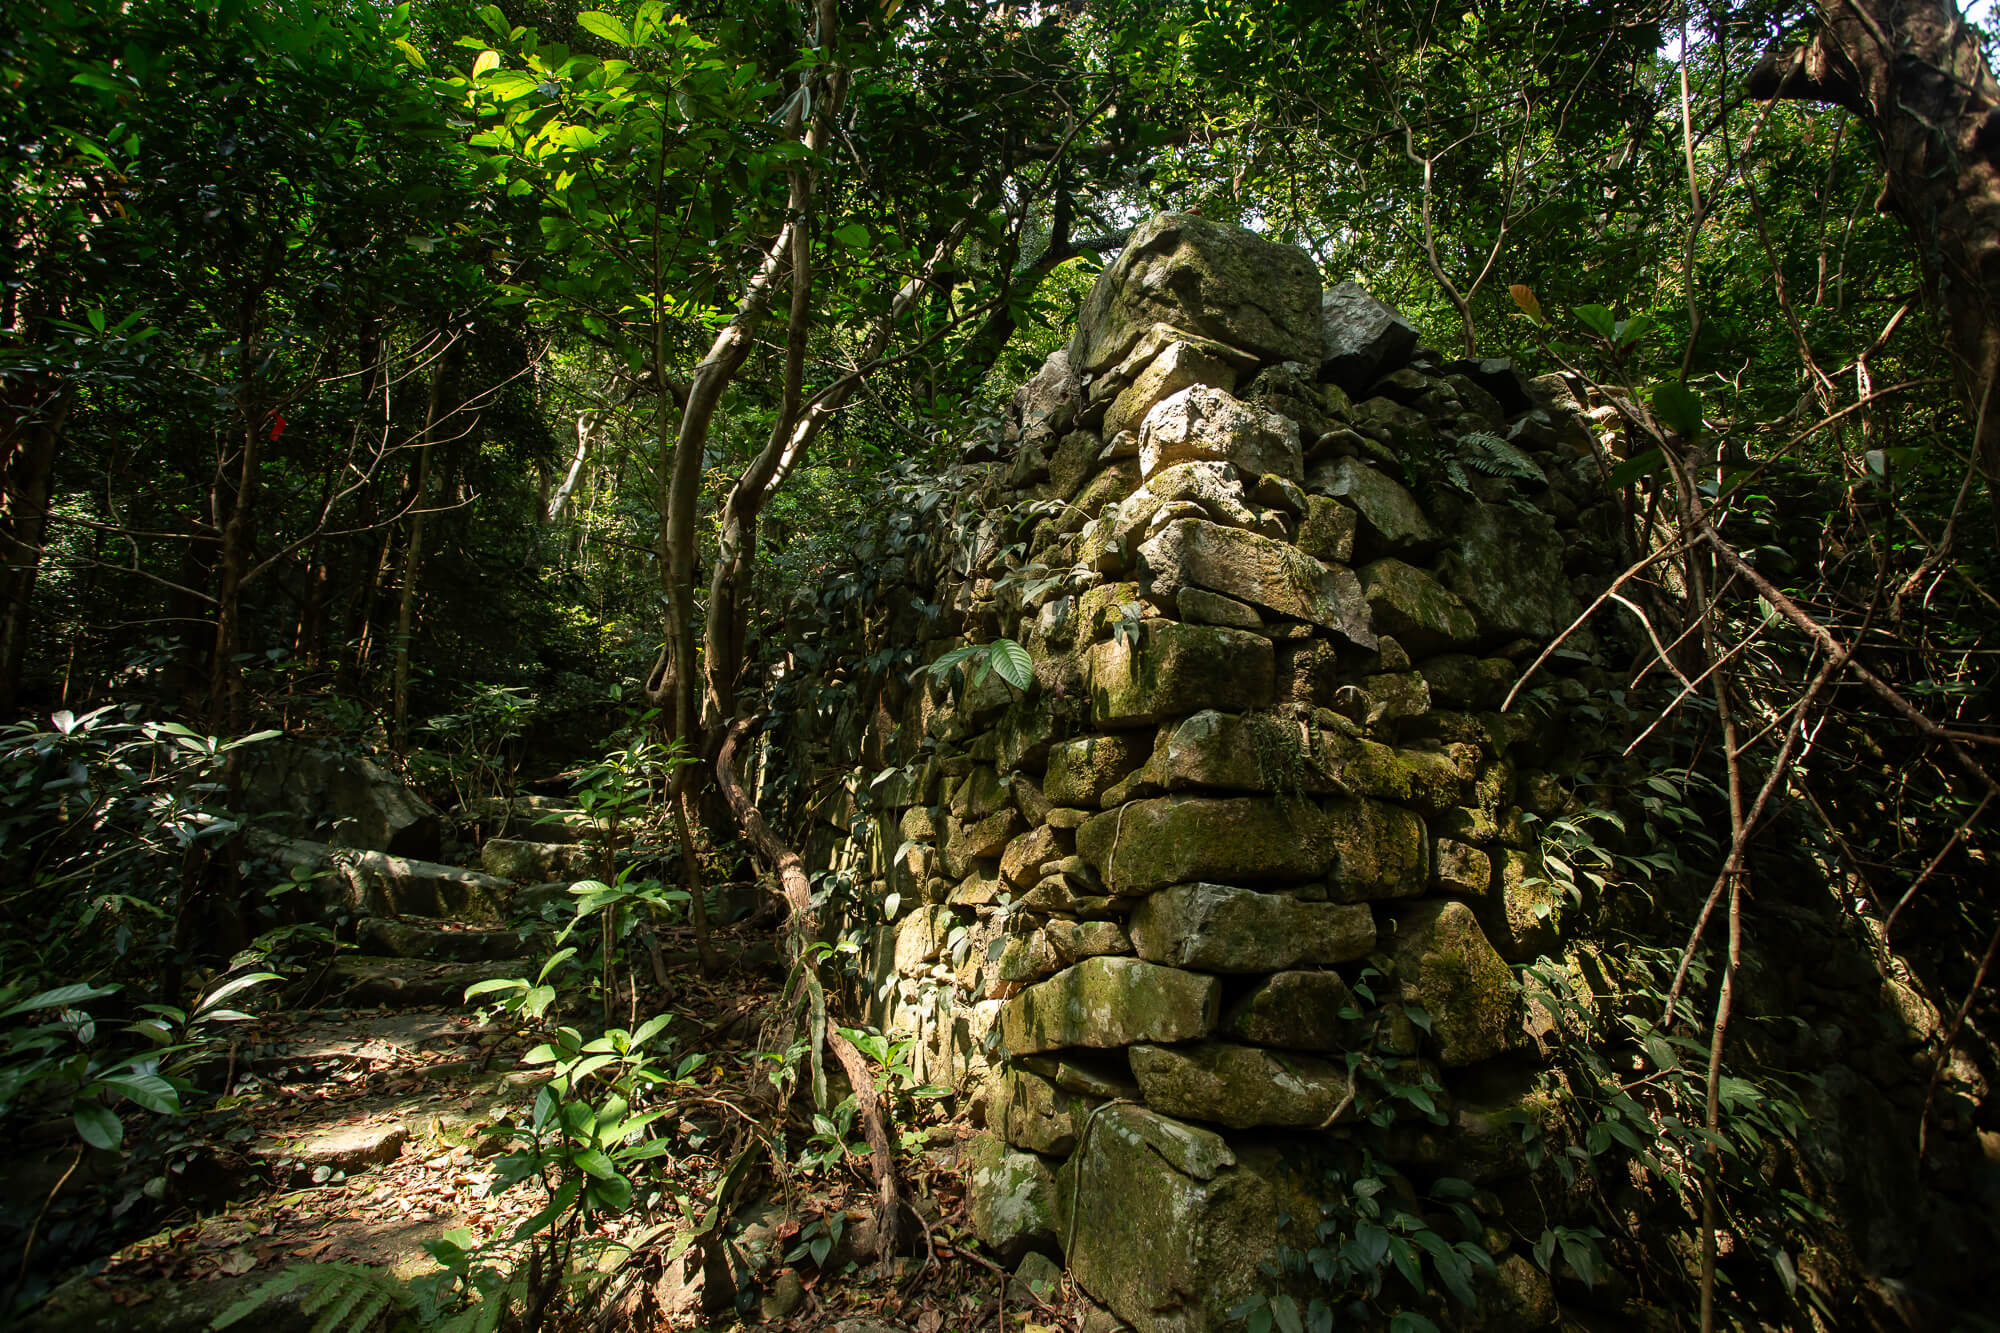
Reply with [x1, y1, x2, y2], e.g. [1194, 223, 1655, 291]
[472, 49, 500, 78]
[572, 1148, 617, 1179]
[987, 638, 1033, 691]
[1271, 1292, 1304, 1333]
[1390, 1315, 1442, 1333]
[1650, 381, 1703, 438]
[70, 70, 126, 94]
[2, 982, 119, 1018]
[74, 1100, 122, 1150]
[1573, 304, 1617, 340]
[577, 11, 632, 45]
[99, 1072, 178, 1114]
[1607, 448, 1663, 488]
[833, 222, 871, 249]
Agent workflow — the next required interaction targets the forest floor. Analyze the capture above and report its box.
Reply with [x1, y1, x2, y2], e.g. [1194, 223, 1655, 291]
[24, 804, 1091, 1333]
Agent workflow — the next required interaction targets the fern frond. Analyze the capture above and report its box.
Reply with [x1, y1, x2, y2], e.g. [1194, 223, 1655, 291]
[210, 1262, 412, 1333]
[1458, 431, 1545, 482]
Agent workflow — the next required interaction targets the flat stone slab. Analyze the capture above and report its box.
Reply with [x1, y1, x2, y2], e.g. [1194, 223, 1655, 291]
[256, 1120, 408, 1174]
[1128, 883, 1375, 973]
[998, 956, 1218, 1055]
[1131, 1041, 1350, 1129]
[1076, 795, 1335, 894]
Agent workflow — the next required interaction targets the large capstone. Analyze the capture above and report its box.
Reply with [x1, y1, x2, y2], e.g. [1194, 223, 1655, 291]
[1128, 883, 1375, 972]
[998, 955, 1219, 1055]
[1069, 213, 1322, 377]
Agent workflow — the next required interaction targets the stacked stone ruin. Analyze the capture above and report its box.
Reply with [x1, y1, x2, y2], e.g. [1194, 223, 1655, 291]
[802, 213, 1633, 1331]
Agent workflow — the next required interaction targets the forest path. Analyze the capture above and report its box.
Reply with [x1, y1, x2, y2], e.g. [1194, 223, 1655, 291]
[28, 797, 646, 1331]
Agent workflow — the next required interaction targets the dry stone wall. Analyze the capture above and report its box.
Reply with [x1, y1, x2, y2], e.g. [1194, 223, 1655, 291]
[785, 213, 1639, 1332]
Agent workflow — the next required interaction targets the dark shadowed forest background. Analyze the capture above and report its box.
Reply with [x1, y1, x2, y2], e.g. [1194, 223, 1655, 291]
[3, 0, 1997, 1330]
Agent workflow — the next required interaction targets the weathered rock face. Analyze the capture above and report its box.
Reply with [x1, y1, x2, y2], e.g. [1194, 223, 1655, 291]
[239, 741, 445, 859]
[782, 213, 1646, 1331]
[1069, 213, 1322, 376]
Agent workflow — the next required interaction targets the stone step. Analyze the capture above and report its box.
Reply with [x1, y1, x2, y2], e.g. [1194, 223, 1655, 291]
[457, 795, 609, 845]
[357, 917, 530, 962]
[479, 837, 607, 883]
[326, 956, 530, 1009]
[247, 832, 515, 922]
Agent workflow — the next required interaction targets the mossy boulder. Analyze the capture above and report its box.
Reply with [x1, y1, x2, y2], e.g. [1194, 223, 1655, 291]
[1128, 882, 1375, 972]
[1138, 518, 1374, 647]
[1059, 1105, 1324, 1332]
[1075, 794, 1336, 893]
[998, 956, 1220, 1055]
[964, 1130, 1059, 1262]
[1387, 900, 1519, 1066]
[1068, 212, 1322, 377]
[1137, 386, 1304, 482]
[1045, 733, 1153, 807]
[1222, 970, 1363, 1051]
[1130, 1041, 1351, 1128]
[1324, 797, 1429, 902]
[1086, 622, 1274, 727]
[1312, 456, 1436, 556]
[1358, 558, 1480, 654]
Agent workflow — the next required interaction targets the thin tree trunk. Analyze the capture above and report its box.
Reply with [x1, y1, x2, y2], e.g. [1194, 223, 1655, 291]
[391, 360, 448, 747]
[0, 400, 64, 711]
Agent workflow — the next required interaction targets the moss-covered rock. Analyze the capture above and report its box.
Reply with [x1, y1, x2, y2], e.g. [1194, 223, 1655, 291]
[964, 1130, 1060, 1262]
[1045, 733, 1153, 807]
[1324, 797, 1429, 901]
[1059, 1105, 1326, 1332]
[1075, 794, 1336, 893]
[941, 805, 1025, 878]
[1311, 456, 1436, 556]
[1138, 386, 1305, 482]
[1358, 558, 1480, 654]
[1434, 837, 1494, 897]
[1105, 339, 1242, 439]
[1128, 882, 1375, 972]
[1435, 500, 1580, 640]
[1479, 847, 1563, 962]
[998, 955, 1219, 1055]
[1296, 494, 1358, 564]
[1130, 1040, 1351, 1128]
[999, 824, 1069, 889]
[1222, 969, 1363, 1051]
[1086, 622, 1274, 727]
[1068, 213, 1322, 377]
[1138, 518, 1374, 647]
[1387, 899, 1519, 1066]
[996, 1065, 1094, 1156]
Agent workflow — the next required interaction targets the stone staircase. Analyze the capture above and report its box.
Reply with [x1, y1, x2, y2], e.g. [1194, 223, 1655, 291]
[27, 793, 615, 1333]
